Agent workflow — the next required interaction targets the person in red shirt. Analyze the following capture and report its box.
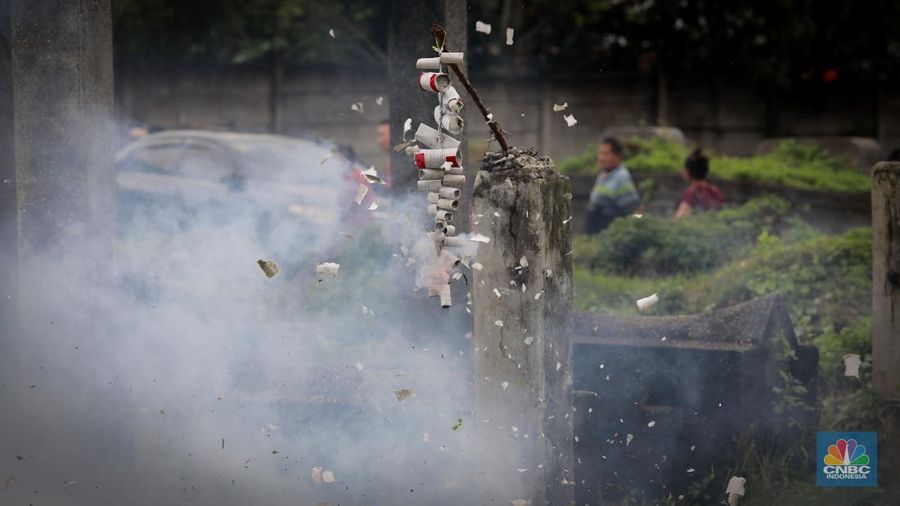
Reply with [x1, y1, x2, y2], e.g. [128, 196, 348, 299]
[674, 148, 725, 220]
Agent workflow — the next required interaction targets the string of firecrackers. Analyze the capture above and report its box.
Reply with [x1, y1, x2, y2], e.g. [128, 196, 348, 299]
[405, 32, 468, 309]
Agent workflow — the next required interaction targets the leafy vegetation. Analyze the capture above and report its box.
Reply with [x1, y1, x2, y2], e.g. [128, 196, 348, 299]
[573, 196, 895, 503]
[558, 138, 871, 193]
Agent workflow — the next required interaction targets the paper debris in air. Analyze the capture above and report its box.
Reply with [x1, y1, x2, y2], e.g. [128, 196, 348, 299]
[563, 114, 578, 127]
[355, 361, 365, 371]
[647, 420, 656, 428]
[257, 259, 279, 278]
[636, 293, 659, 311]
[328, 29, 335, 38]
[495, 320, 504, 327]
[493, 288, 502, 298]
[470, 233, 491, 243]
[376, 96, 384, 106]
[501, 381, 509, 390]
[395, 388, 414, 402]
[354, 184, 368, 205]
[475, 21, 492, 34]
[452, 418, 463, 431]
[506, 27, 515, 45]
[368, 202, 379, 211]
[552, 102, 568, 112]
[726, 476, 746, 498]
[626, 433, 634, 446]
[321, 470, 335, 483]
[361, 166, 386, 185]
[843, 354, 861, 378]
[310, 466, 324, 483]
[403, 118, 412, 139]
[472, 262, 484, 271]
[316, 262, 340, 278]
[351, 102, 364, 114]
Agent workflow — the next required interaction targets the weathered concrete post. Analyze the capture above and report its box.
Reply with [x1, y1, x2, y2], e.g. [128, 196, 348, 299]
[472, 149, 575, 505]
[387, 0, 467, 194]
[10, 0, 116, 305]
[872, 161, 900, 495]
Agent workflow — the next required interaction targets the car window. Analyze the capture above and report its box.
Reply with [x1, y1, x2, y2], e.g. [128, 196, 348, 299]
[121, 143, 183, 174]
[178, 144, 231, 181]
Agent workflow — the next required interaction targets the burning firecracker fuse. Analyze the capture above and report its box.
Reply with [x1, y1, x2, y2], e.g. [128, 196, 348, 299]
[409, 44, 467, 308]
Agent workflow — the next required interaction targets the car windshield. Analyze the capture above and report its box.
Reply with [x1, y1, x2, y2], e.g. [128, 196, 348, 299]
[229, 138, 354, 186]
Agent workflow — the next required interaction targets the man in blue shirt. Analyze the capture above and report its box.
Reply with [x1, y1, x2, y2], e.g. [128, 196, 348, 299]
[585, 137, 640, 234]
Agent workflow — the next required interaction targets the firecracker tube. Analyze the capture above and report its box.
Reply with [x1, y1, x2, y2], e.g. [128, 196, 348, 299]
[443, 236, 465, 247]
[418, 72, 450, 93]
[445, 166, 464, 176]
[441, 174, 466, 187]
[415, 57, 441, 70]
[439, 52, 464, 65]
[433, 105, 464, 135]
[415, 148, 460, 169]
[444, 225, 456, 236]
[414, 123, 461, 150]
[435, 210, 453, 222]
[427, 203, 438, 215]
[418, 168, 444, 180]
[434, 220, 447, 232]
[427, 192, 440, 204]
[417, 179, 442, 191]
[438, 284, 452, 308]
[441, 86, 464, 114]
[438, 187, 461, 199]
[437, 198, 459, 210]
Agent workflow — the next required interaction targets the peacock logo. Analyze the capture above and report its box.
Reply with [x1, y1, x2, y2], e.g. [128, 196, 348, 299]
[823, 438, 869, 466]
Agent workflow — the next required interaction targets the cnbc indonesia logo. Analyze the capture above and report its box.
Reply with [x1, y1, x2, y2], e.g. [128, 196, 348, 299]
[817, 432, 877, 487]
[822, 438, 870, 478]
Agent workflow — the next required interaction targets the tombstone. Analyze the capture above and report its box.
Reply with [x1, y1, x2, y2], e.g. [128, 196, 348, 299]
[571, 293, 816, 503]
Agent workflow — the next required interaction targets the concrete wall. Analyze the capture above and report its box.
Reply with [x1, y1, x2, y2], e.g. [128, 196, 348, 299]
[116, 63, 897, 173]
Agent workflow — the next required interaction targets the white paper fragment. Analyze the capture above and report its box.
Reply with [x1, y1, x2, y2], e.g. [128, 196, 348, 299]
[506, 27, 514, 45]
[351, 102, 364, 114]
[636, 293, 659, 311]
[368, 202, 379, 211]
[534, 291, 543, 300]
[354, 184, 368, 205]
[521, 284, 527, 293]
[402, 118, 412, 139]
[316, 262, 340, 277]
[328, 29, 335, 38]
[843, 353, 861, 378]
[687, 467, 695, 473]
[556, 361, 561, 371]
[726, 476, 746, 498]
[501, 381, 509, 390]
[495, 320, 504, 327]
[647, 420, 656, 428]
[524, 336, 534, 346]
[626, 433, 634, 446]
[376, 96, 384, 106]
[519, 256, 529, 268]
[470, 233, 491, 243]
[563, 216, 573, 224]
[452, 272, 463, 281]
[475, 21, 492, 34]
[552, 102, 568, 112]
[516, 468, 527, 473]
[563, 114, 577, 127]
[493, 288, 502, 298]
[310, 466, 324, 483]
[322, 470, 335, 483]
[423, 432, 430, 442]
[361, 166, 386, 185]
[472, 262, 483, 271]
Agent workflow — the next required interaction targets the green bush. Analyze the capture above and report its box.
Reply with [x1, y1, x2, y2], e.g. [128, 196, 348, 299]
[573, 196, 790, 275]
[558, 138, 870, 192]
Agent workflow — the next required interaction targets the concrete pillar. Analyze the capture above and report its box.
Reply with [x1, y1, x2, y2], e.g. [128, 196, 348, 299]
[387, 0, 467, 196]
[11, 0, 116, 304]
[872, 162, 900, 497]
[472, 149, 575, 505]
[0, 25, 14, 331]
[872, 162, 900, 401]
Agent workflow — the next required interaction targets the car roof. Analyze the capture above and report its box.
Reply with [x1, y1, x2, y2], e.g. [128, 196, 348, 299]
[115, 130, 342, 162]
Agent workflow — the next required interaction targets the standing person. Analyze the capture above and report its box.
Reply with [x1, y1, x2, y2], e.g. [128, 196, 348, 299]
[585, 137, 641, 234]
[376, 119, 392, 188]
[674, 148, 725, 220]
